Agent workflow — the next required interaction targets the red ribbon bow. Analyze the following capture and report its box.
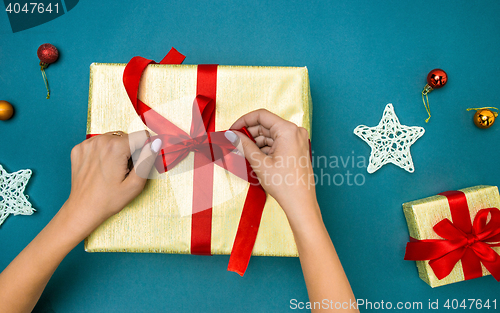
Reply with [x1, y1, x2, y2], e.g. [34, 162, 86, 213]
[404, 190, 500, 281]
[121, 48, 266, 276]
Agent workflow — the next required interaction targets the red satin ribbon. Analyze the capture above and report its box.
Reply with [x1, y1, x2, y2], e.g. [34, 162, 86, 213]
[90, 48, 266, 275]
[404, 190, 500, 282]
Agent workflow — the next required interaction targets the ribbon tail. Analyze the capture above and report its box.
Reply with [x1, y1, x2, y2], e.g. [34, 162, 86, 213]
[227, 174, 267, 276]
[461, 248, 484, 280]
[482, 255, 500, 282]
[429, 247, 466, 280]
[160, 47, 186, 64]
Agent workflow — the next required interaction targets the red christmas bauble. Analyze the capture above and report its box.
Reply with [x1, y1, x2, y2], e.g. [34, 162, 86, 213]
[426, 69, 447, 89]
[37, 43, 59, 65]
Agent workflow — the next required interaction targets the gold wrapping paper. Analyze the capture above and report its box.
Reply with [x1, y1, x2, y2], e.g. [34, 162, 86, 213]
[403, 185, 500, 287]
[84, 63, 313, 257]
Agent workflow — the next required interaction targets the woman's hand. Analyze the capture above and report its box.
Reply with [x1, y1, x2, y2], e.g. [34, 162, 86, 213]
[229, 110, 358, 312]
[0, 130, 162, 313]
[228, 109, 318, 227]
[63, 131, 162, 237]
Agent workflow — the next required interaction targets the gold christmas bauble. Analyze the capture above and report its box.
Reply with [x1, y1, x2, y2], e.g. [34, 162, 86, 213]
[0, 100, 14, 120]
[473, 109, 498, 129]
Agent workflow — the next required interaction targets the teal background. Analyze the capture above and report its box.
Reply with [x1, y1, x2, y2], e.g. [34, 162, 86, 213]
[1, 0, 500, 312]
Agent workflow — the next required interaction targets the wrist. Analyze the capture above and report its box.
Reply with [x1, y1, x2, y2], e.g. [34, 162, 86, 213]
[280, 196, 324, 234]
[56, 201, 101, 242]
[32, 205, 88, 259]
[283, 201, 333, 256]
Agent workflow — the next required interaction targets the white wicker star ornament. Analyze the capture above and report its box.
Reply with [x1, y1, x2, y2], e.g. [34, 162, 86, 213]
[354, 103, 425, 174]
[0, 164, 35, 226]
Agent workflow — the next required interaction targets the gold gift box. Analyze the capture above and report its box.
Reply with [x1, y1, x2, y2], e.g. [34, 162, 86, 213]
[84, 62, 312, 257]
[403, 185, 500, 287]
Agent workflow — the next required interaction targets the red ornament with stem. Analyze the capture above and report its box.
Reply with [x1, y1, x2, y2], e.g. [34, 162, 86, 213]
[422, 69, 447, 122]
[37, 43, 59, 99]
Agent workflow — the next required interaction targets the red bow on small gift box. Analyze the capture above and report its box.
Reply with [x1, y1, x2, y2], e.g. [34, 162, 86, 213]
[405, 191, 500, 281]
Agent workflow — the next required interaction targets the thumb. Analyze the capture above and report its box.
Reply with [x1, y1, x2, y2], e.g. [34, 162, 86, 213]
[225, 130, 266, 169]
[125, 138, 162, 187]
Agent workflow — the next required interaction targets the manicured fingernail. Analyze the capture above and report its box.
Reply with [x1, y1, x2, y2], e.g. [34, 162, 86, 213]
[225, 130, 239, 145]
[151, 139, 162, 153]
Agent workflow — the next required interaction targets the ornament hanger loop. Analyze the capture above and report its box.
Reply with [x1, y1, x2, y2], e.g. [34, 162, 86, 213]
[422, 89, 431, 123]
[466, 107, 499, 112]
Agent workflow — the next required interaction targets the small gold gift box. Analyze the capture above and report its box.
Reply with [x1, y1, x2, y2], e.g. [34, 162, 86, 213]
[403, 185, 500, 287]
